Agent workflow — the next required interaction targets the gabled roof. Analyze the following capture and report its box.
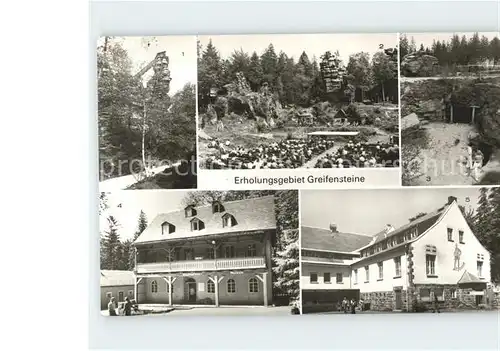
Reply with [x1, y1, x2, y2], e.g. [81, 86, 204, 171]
[371, 207, 447, 245]
[301, 226, 373, 253]
[100, 270, 134, 287]
[458, 270, 485, 285]
[135, 196, 276, 244]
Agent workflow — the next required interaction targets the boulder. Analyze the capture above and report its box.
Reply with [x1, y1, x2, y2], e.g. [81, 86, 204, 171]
[402, 113, 420, 130]
[401, 53, 439, 77]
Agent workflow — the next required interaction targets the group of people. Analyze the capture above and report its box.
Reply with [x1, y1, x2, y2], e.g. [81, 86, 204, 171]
[107, 296, 136, 316]
[340, 297, 364, 314]
[205, 138, 336, 169]
[314, 140, 400, 168]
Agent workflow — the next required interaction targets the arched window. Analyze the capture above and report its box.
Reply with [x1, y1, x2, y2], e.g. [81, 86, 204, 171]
[248, 278, 259, 293]
[207, 280, 215, 293]
[151, 280, 158, 293]
[227, 279, 236, 293]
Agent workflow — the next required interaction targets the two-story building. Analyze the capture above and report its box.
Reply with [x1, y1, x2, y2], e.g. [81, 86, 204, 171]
[132, 196, 276, 307]
[301, 196, 494, 312]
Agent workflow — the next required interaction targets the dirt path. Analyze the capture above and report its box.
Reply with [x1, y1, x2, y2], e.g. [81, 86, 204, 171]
[99, 165, 174, 191]
[410, 122, 476, 186]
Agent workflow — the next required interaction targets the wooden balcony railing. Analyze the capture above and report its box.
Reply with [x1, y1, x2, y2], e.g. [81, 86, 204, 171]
[136, 256, 266, 274]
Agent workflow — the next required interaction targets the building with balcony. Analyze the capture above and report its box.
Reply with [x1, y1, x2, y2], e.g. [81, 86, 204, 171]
[301, 196, 495, 312]
[132, 196, 276, 307]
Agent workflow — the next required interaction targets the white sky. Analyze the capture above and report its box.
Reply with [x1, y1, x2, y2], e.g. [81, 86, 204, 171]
[301, 188, 481, 236]
[403, 32, 500, 49]
[98, 36, 197, 95]
[100, 190, 191, 241]
[199, 34, 398, 65]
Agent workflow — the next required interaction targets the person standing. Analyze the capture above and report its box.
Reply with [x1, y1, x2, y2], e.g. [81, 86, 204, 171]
[342, 297, 349, 314]
[123, 296, 132, 316]
[350, 299, 357, 314]
[432, 292, 440, 313]
[108, 297, 117, 316]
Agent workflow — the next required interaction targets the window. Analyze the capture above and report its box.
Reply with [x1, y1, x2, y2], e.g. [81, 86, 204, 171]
[477, 261, 483, 277]
[224, 246, 235, 258]
[207, 280, 215, 293]
[206, 247, 215, 259]
[184, 248, 194, 260]
[222, 214, 237, 228]
[378, 262, 384, 280]
[459, 231, 464, 243]
[450, 289, 458, 299]
[394, 257, 402, 277]
[161, 222, 175, 235]
[246, 244, 257, 257]
[184, 205, 197, 217]
[354, 269, 358, 284]
[324, 272, 331, 283]
[426, 255, 436, 276]
[151, 280, 158, 293]
[190, 218, 204, 231]
[336, 273, 343, 283]
[310, 273, 318, 283]
[212, 201, 225, 213]
[365, 266, 370, 282]
[248, 278, 259, 293]
[227, 279, 236, 293]
[166, 282, 170, 293]
[420, 288, 431, 301]
[434, 288, 444, 301]
[118, 291, 124, 302]
[447, 228, 453, 241]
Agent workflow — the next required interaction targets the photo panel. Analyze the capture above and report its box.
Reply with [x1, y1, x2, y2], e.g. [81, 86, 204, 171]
[299, 187, 499, 315]
[400, 32, 500, 186]
[97, 36, 198, 191]
[99, 190, 300, 316]
[197, 33, 401, 189]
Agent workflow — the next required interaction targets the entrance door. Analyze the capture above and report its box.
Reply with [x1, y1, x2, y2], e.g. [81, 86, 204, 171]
[394, 289, 402, 310]
[184, 278, 197, 303]
[452, 105, 473, 124]
[475, 295, 483, 306]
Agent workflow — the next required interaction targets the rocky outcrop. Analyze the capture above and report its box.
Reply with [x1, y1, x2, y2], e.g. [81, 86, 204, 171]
[401, 52, 439, 77]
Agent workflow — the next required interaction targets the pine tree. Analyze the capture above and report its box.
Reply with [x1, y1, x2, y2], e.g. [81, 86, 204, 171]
[247, 51, 263, 91]
[399, 34, 410, 60]
[371, 52, 395, 103]
[260, 44, 278, 89]
[346, 52, 372, 101]
[487, 187, 500, 282]
[102, 215, 121, 270]
[272, 229, 300, 305]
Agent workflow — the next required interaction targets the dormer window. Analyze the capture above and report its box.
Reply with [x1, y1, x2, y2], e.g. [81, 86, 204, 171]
[184, 205, 197, 218]
[161, 221, 175, 235]
[212, 201, 225, 214]
[222, 213, 237, 228]
[190, 218, 205, 231]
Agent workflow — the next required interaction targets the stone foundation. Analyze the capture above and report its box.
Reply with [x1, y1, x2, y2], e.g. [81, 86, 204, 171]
[360, 290, 410, 311]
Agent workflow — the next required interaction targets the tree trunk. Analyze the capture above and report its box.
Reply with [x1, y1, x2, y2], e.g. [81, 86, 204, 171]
[361, 89, 364, 102]
[381, 82, 386, 105]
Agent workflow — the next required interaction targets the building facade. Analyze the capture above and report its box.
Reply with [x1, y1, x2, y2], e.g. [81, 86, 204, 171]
[301, 197, 495, 312]
[132, 196, 276, 307]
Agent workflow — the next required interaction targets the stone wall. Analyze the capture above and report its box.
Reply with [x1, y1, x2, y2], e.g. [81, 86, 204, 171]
[360, 290, 403, 311]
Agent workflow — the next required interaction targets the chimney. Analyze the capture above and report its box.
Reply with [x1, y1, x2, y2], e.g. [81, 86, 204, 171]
[447, 196, 457, 205]
[330, 223, 338, 233]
